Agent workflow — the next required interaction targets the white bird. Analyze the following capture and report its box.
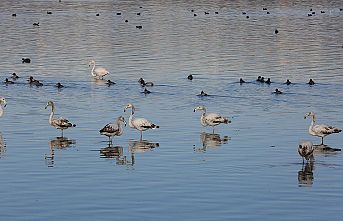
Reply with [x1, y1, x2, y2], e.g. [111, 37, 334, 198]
[298, 141, 314, 163]
[124, 103, 159, 140]
[193, 106, 231, 133]
[304, 112, 341, 144]
[0, 97, 7, 117]
[89, 60, 109, 79]
[45, 101, 76, 137]
[99, 116, 126, 143]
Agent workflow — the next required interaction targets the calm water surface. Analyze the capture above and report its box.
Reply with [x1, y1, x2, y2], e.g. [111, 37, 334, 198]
[1, 0, 343, 220]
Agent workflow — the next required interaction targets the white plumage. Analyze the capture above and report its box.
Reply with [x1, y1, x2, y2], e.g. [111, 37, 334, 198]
[89, 60, 109, 79]
[124, 103, 159, 140]
[304, 112, 341, 144]
[0, 97, 7, 117]
[193, 106, 231, 133]
[45, 101, 76, 137]
[99, 116, 126, 143]
[298, 141, 314, 163]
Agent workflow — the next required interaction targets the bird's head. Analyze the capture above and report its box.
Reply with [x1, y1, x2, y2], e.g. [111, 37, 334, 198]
[0, 97, 7, 107]
[89, 60, 95, 67]
[45, 101, 54, 109]
[194, 106, 206, 112]
[304, 112, 315, 119]
[118, 116, 127, 126]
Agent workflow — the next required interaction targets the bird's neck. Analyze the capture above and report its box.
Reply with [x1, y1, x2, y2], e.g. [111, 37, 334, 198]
[91, 63, 96, 77]
[49, 106, 55, 125]
[311, 115, 316, 125]
[129, 114, 134, 128]
[0, 106, 3, 117]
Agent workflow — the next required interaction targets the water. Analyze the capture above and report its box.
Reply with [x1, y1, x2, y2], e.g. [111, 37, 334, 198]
[1, 0, 343, 220]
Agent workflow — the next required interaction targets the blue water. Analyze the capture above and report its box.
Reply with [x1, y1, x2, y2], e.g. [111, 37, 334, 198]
[0, 0, 343, 220]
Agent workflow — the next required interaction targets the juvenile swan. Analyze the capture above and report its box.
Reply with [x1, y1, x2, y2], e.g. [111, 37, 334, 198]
[0, 97, 7, 117]
[124, 103, 159, 140]
[89, 60, 109, 79]
[45, 101, 76, 137]
[194, 106, 231, 133]
[100, 116, 126, 143]
[304, 112, 341, 144]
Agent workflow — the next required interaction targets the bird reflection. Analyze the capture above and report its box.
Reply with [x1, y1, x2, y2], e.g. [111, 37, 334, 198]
[92, 79, 107, 86]
[100, 143, 134, 166]
[128, 139, 159, 153]
[0, 132, 6, 158]
[313, 144, 341, 155]
[298, 160, 315, 187]
[45, 137, 76, 167]
[194, 132, 230, 152]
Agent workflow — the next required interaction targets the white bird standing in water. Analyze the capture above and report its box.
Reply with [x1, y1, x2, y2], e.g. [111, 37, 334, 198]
[99, 116, 126, 143]
[89, 60, 109, 79]
[0, 97, 7, 117]
[304, 112, 341, 145]
[124, 103, 159, 140]
[45, 101, 76, 137]
[194, 106, 231, 133]
[298, 141, 314, 163]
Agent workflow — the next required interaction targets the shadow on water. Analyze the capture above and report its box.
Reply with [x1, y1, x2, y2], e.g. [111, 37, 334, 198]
[298, 160, 315, 187]
[45, 137, 76, 167]
[0, 132, 6, 158]
[100, 143, 134, 166]
[194, 132, 230, 153]
[313, 144, 341, 155]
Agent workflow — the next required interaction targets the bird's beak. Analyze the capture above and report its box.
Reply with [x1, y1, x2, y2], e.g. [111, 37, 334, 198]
[45, 104, 48, 109]
[4, 104, 7, 107]
[193, 109, 196, 112]
[124, 120, 127, 126]
[304, 116, 307, 119]
[124, 107, 127, 112]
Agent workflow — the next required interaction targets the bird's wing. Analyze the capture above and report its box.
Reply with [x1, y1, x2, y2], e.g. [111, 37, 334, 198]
[133, 117, 154, 128]
[206, 113, 226, 123]
[95, 67, 109, 75]
[313, 124, 341, 134]
[52, 117, 72, 127]
[100, 123, 118, 133]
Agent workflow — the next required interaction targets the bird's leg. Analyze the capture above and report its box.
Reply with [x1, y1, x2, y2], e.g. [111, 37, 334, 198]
[321, 137, 324, 145]
[61, 129, 64, 138]
[140, 131, 143, 141]
[212, 127, 215, 134]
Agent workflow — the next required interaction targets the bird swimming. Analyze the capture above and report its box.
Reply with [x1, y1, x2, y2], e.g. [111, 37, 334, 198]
[11, 73, 19, 80]
[265, 78, 271, 84]
[138, 78, 154, 87]
[100, 116, 126, 143]
[0, 97, 7, 117]
[308, 79, 315, 85]
[89, 60, 109, 80]
[22, 58, 31, 63]
[285, 79, 292, 85]
[124, 103, 159, 140]
[239, 78, 245, 84]
[55, 82, 64, 88]
[298, 141, 314, 163]
[45, 101, 76, 137]
[28, 76, 43, 86]
[198, 90, 208, 96]
[187, 74, 193, 80]
[4, 78, 14, 85]
[106, 80, 116, 86]
[193, 106, 231, 133]
[304, 112, 342, 144]
[273, 88, 283, 94]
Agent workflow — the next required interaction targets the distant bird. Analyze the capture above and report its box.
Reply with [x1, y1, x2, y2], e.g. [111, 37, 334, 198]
[239, 78, 245, 84]
[33, 22, 39, 26]
[89, 60, 109, 79]
[260, 77, 265, 83]
[116, 12, 122, 15]
[12, 13, 16, 17]
[312, 12, 315, 15]
[267, 11, 270, 14]
[275, 29, 279, 34]
[198, 90, 208, 96]
[138, 78, 154, 87]
[340, 8, 343, 11]
[11, 73, 19, 80]
[204, 12, 209, 15]
[320, 11, 325, 14]
[242, 12, 247, 15]
[308, 14, 312, 16]
[246, 16, 249, 19]
[187, 74, 193, 80]
[124, 103, 159, 140]
[45, 101, 76, 137]
[298, 141, 314, 163]
[273, 88, 283, 94]
[215, 12, 219, 14]
[285, 79, 292, 85]
[4, 78, 14, 85]
[28, 76, 43, 86]
[137, 12, 141, 15]
[55, 82, 64, 88]
[0, 97, 7, 117]
[194, 106, 231, 133]
[265, 78, 271, 84]
[194, 14, 197, 17]
[256, 76, 262, 82]
[308, 79, 315, 85]
[136, 25, 143, 29]
[47, 11, 52, 14]
[96, 13, 100, 16]
[100, 116, 126, 143]
[22, 58, 31, 63]
[304, 112, 342, 145]
[106, 80, 116, 86]
[125, 20, 128, 22]
[263, 8, 267, 10]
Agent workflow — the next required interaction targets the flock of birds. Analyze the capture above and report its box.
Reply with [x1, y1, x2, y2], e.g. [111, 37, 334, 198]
[1, 58, 342, 164]
[2, 5, 343, 164]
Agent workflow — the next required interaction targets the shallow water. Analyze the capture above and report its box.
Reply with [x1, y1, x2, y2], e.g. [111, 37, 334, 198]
[1, 0, 343, 220]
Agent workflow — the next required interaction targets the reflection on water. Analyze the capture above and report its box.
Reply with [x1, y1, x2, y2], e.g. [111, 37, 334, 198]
[313, 144, 341, 155]
[45, 137, 76, 167]
[100, 143, 134, 166]
[0, 133, 5, 158]
[194, 132, 230, 152]
[128, 140, 159, 154]
[298, 160, 315, 187]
